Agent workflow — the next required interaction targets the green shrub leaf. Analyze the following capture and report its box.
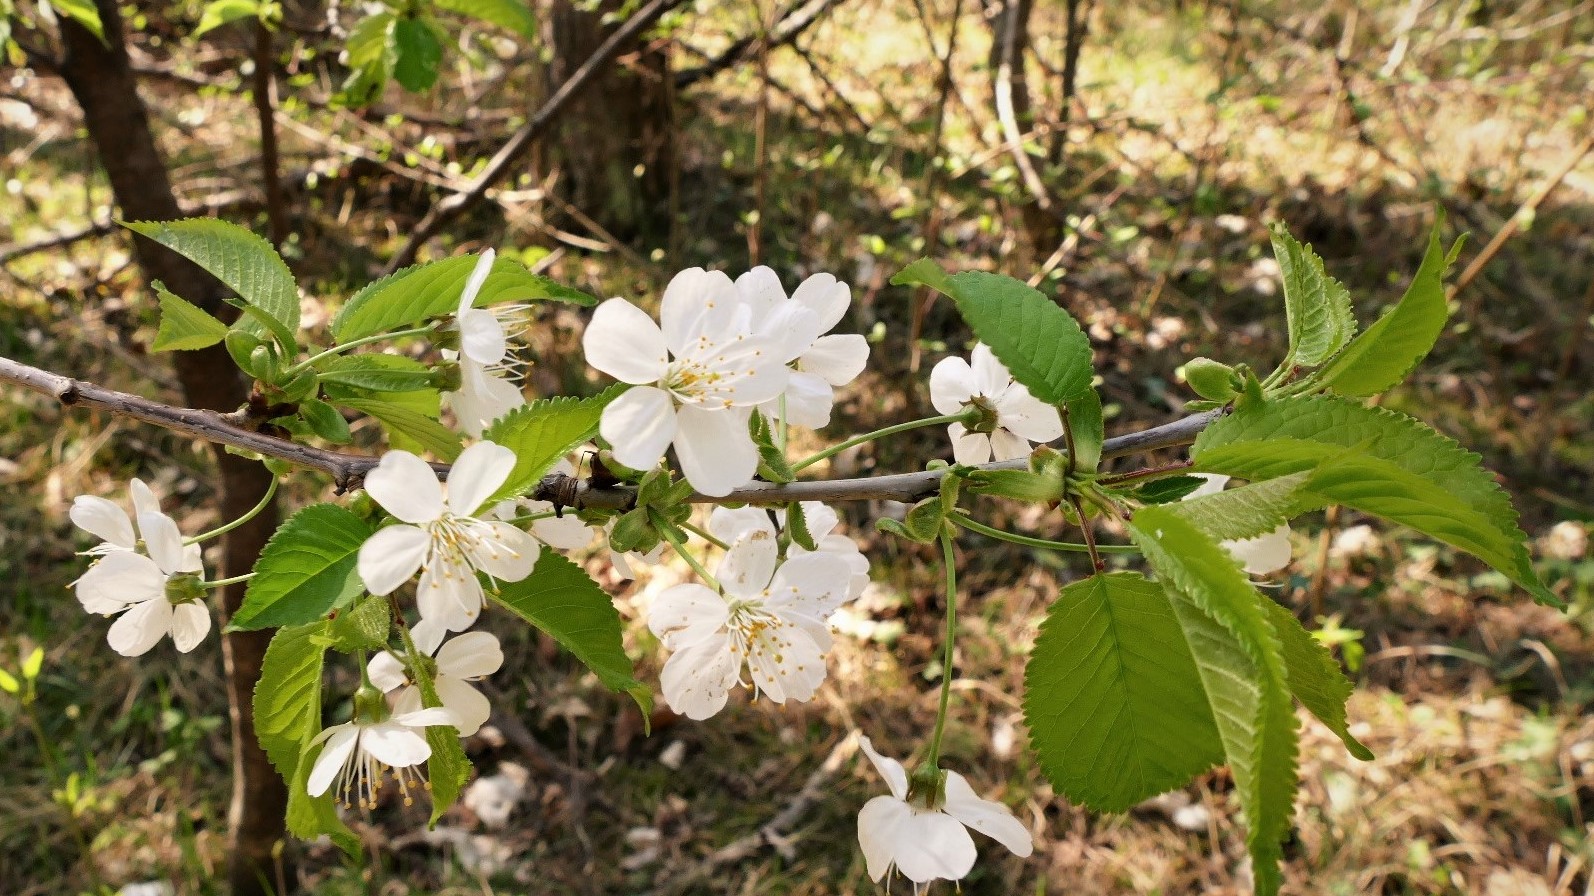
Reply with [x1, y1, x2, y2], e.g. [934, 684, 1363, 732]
[1270, 223, 1356, 368]
[434, 0, 536, 38]
[317, 354, 436, 393]
[151, 280, 229, 351]
[1259, 598, 1372, 760]
[393, 17, 444, 92]
[194, 0, 264, 37]
[327, 595, 392, 653]
[231, 504, 374, 631]
[480, 385, 622, 505]
[406, 635, 470, 826]
[492, 551, 652, 715]
[892, 260, 1094, 404]
[1024, 572, 1223, 812]
[124, 219, 299, 339]
[339, 397, 463, 461]
[253, 620, 331, 779]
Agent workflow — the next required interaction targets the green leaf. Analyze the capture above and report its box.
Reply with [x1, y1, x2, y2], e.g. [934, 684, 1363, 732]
[299, 398, 353, 444]
[1170, 472, 1316, 543]
[0, 669, 18, 694]
[193, 0, 263, 37]
[434, 0, 536, 38]
[231, 504, 375, 631]
[327, 595, 392, 652]
[406, 634, 470, 826]
[332, 253, 595, 343]
[1259, 598, 1372, 760]
[892, 260, 1093, 403]
[1128, 475, 1207, 505]
[317, 354, 435, 392]
[340, 397, 463, 461]
[151, 280, 229, 351]
[1315, 223, 1456, 397]
[1024, 572, 1223, 812]
[48, 0, 105, 40]
[124, 219, 299, 340]
[253, 621, 331, 779]
[1193, 395, 1553, 605]
[1269, 223, 1355, 369]
[479, 386, 622, 506]
[1131, 505, 1298, 896]
[1066, 387, 1104, 473]
[286, 738, 361, 857]
[392, 16, 444, 92]
[338, 12, 397, 106]
[492, 551, 652, 715]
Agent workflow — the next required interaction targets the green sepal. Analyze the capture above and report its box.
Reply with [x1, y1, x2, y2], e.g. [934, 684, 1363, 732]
[607, 508, 657, 554]
[750, 412, 794, 484]
[785, 501, 818, 552]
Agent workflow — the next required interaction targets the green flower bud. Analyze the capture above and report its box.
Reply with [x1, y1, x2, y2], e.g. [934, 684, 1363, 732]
[1181, 357, 1240, 401]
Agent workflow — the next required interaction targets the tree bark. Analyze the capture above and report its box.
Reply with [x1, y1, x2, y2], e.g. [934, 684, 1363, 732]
[57, 5, 289, 895]
[545, 0, 675, 243]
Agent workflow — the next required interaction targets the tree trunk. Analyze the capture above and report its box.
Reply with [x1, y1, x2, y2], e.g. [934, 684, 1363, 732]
[545, 0, 675, 243]
[58, 5, 289, 895]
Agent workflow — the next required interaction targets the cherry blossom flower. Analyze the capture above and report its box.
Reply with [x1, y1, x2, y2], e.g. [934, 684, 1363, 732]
[69, 478, 163, 556]
[72, 507, 209, 656]
[780, 501, 870, 599]
[929, 343, 1063, 465]
[358, 441, 540, 632]
[307, 705, 455, 808]
[1184, 474, 1292, 575]
[368, 627, 504, 736]
[734, 267, 869, 429]
[856, 736, 1033, 891]
[582, 268, 789, 496]
[647, 508, 853, 719]
[446, 249, 528, 436]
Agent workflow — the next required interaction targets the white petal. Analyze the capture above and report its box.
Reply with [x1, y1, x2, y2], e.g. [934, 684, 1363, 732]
[306, 725, 360, 797]
[434, 676, 492, 736]
[1225, 524, 1293, 575]
[137, 512, 188, 575]
[464, 520, 540, 582]
[647, 583, 730, 649]
[993, 388, 1065, 443]
[717, 530, 779, 600]
[446, 441, 517, 517]
[368, 650, 409, 693]
[940, 769, 1034, 857]
[857, 797, 978, 884]
[392, 706, 458, 728]
[673, 405, 757, 497]
[393, 685, 424, 716]
[457, 249, 497, 314]
[857, 796, 911, 881]
[708, 506, 774, 545]
[449, 361, 524, 437]
[357, 524, 431, 596]
[129, 478, 161, 521]
[662, 268, 741, 355]
[70, 496, 135, 549]
[365, 451, 445, 524]
[789, 272, 850, 334]
[169, 601, 211, 653]
[929, 356, 976, 414]
[800, 333, 869, 387]
[948, 423, 993, 465]
[411, 618, 446, 655]
[734, 266, 788, 320]
[988, 427, 1033, 462]
[801, 502, 840, 540]
[858, 736, 909, 801]
[585, 298, 669, 384]
[658, 633, 739, 720]
[775, 371, 835, 429]
[1186, 473, 1230, 498]
[435, 631, 504, 679]
[601, 386, 677, 472]
[359, 721, 434, 769]
[458, 308, 508, 365]
[107, 598, 173, 657]
[970, 343, 1013, 396]
[529, 514, 594, 551]
[765, 552, 852, 621]
[76, 551, 167, 613]
[744, 623, 826, 704]
[417, 554, 485, 632]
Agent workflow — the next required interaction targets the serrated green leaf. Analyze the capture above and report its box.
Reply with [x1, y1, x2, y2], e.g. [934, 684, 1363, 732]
[333, 253, 595, 343]
[1129, 475, 1207, 505]
[299, 398, 353, 444]
[253, 620, 331, 778]
[327, 595, 391, 652]
[317, 354, 435, 392]
[1066, 387, 1104, 472]
[892, 260, 1093, 403]
[151, 280, 229, 351]
[405, 634, 470, 826]
[231, 505, 375, 631]
[1270, 223, 1356, 368]
[1131, 505, 1298, 896]
[1171, 472, 1316, 542]
[393, 16, 443, 92]
[1259, 597, 1372, 760]
[338, 11, 397, 106]
[124, 219, 299, 339]
[49, 0, 105, 40]
[1193, 395, 1553, 605]
[286, 738, 361, 857]
[339, 397, 463, 461]
[193, 0, 263, 37]
[1316, 223, 1455, 397]
[492, 552, 651, 715]
[479, 386, 622, 506]
[1024, 572, 1223, 812]
[434, 0, 536, 38]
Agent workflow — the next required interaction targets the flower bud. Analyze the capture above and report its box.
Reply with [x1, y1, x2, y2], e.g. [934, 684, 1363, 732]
[1181, 357, 1240, 401]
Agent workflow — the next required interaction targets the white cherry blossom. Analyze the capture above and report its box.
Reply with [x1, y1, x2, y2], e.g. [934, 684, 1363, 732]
[929, 343, 1063, 465]
[73, 508, 209, 656]
[734, 267, 869, 429]
[306, 706, 454, 808]
[1184, 474, 1292, 575]
[368, 626, 504, 736]
[856, 736, 1033, 890]
[446, 249, 528, 436]
[647, 508, 852, 719]
[69, 478, 162, 555]
[780, 501, 870, 599]
[358, 441, 540, 632]
[582, 268, 789, 496]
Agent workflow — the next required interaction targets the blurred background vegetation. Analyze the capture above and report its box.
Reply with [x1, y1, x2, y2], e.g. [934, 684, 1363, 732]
[2, 0, 1592, 893]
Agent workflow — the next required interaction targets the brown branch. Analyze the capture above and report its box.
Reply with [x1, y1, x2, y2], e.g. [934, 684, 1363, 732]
[0, 220, 118, 264]
[382, 0, 686, 275]
[252, 21, 289, 249]
[1, 353, 1220, 505]
[673, 0, 848, 90]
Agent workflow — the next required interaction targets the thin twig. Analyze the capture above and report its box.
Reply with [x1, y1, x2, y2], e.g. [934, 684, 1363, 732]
[0, 220, 118, 264]
[673, 0, 847, 89]
[252, 20, 289, 248]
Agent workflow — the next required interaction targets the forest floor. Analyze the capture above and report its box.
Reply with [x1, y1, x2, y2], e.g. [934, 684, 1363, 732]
[2, 0, 1593, 894]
